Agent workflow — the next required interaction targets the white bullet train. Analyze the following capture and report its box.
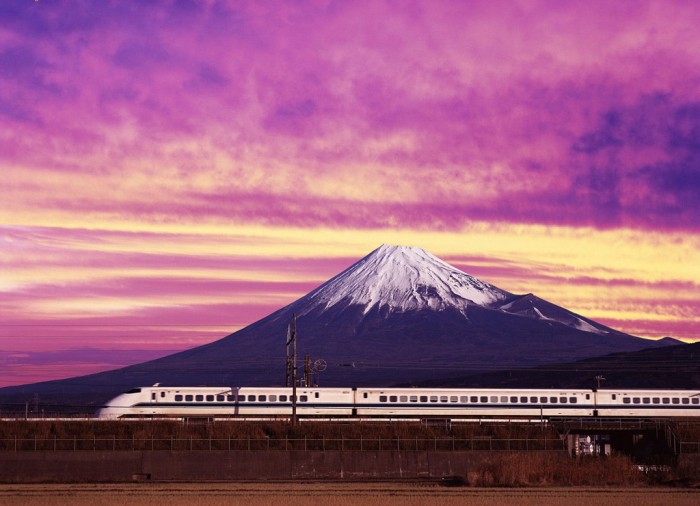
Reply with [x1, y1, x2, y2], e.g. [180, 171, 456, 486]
[98, 385, 700, 419]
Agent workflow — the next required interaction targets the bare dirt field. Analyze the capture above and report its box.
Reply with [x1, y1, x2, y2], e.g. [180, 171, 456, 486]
[0, 483, 699, 506]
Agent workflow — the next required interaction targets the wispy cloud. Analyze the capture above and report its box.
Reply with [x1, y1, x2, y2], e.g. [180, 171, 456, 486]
[1, 1, 698, 384]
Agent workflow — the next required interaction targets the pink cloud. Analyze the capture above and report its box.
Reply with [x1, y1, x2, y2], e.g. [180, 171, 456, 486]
[3, 1, 700, 232]
[2, 1, 699, 384]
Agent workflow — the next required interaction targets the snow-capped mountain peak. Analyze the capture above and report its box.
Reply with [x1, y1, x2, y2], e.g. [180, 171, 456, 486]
[299, 244, 511, 315]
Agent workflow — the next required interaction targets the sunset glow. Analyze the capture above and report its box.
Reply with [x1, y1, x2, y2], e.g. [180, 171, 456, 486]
[1, 1, 699, 386]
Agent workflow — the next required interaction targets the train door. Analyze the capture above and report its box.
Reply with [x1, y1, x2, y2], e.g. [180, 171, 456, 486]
[591, 390, 598, 417]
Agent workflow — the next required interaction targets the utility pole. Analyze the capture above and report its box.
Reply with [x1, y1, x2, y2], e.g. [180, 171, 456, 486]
[285, 314, 298, 426]
[285, 325, 292, 387]
[304, 354, 310, 387]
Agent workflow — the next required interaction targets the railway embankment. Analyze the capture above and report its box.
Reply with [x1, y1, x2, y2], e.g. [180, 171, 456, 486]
[1, 420, 699, 484]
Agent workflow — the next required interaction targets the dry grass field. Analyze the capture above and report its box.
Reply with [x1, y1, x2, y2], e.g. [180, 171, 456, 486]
[0, 483, 699, 506]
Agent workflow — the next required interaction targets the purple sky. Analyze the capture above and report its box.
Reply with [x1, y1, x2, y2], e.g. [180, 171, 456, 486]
[1, 0, 698, 386]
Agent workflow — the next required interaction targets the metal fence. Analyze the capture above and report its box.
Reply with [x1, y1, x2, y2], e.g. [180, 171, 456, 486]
[0, 436, 566, 452]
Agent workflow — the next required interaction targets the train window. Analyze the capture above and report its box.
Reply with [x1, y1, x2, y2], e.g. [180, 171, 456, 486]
[520, 396, 528, 403]
[585, 394, 590, 400]
[612, 394, 617, 400]
[570, 397, 577, 404]
[280, 395, 287, 402]
[420, 396, 428, 402]
[175, 395, 183, 402]
[400, 396, 407, 402]
[314, 392, 320, 399]
[410, 396, 418, 402]
[510, 396, 518, 403]
[480, 396, 488, 403]
[206, 395, 214, 402]
[500, 396, 508, 403]
[227, 395, 235, 402]
[471, 396, 478, 403]
[430, 396, 438, 403]
[549, 397, 557, 403]
[682, 398, 689, 405]
[185, 395, 193, 402]
[643, 398, 650, 404]
[540, 397, 547, 403]
[490, 396, 498, 403]
[652, 397, 660, 404]
[379, 395, 387, 402]
[623, 398, 631, 404]
[151, 393, 156, 401]
[258, 395, 266, 402]
[160, 392, 165, 398]
[300, 395, 308, 402]
[248, 395, 256, 402]
[632, 398, 640, 404]
[530, 396, 537, 403]
[450, 396, 458, 403]
[692, 398, 699, 405]
[390, 396, 398, 402]
[672, 398, 680, 405]
[363, 393, 368, 399]
[270, 395, 277, 402]
[195, 395, 203, 402]
[440, 396, 448, 403]
[217, 395, 225, 402]
[560, 397, 567, 404]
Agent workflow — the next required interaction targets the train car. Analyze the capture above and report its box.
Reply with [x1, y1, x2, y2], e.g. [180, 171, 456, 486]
[98, 386, 700, 420]
[98, 385, 355, 419]
[354, 388, 594, 418]
[595, 389, 700, 417]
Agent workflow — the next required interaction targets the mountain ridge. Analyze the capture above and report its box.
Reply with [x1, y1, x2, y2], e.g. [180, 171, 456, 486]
[0, 244, 680, 411]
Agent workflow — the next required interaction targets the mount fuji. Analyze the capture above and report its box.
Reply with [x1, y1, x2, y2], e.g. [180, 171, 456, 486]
[0, 245, 677, 409]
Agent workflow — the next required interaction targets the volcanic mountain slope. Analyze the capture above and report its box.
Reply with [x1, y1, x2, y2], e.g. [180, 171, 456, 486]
[0, 245, 678, 411]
